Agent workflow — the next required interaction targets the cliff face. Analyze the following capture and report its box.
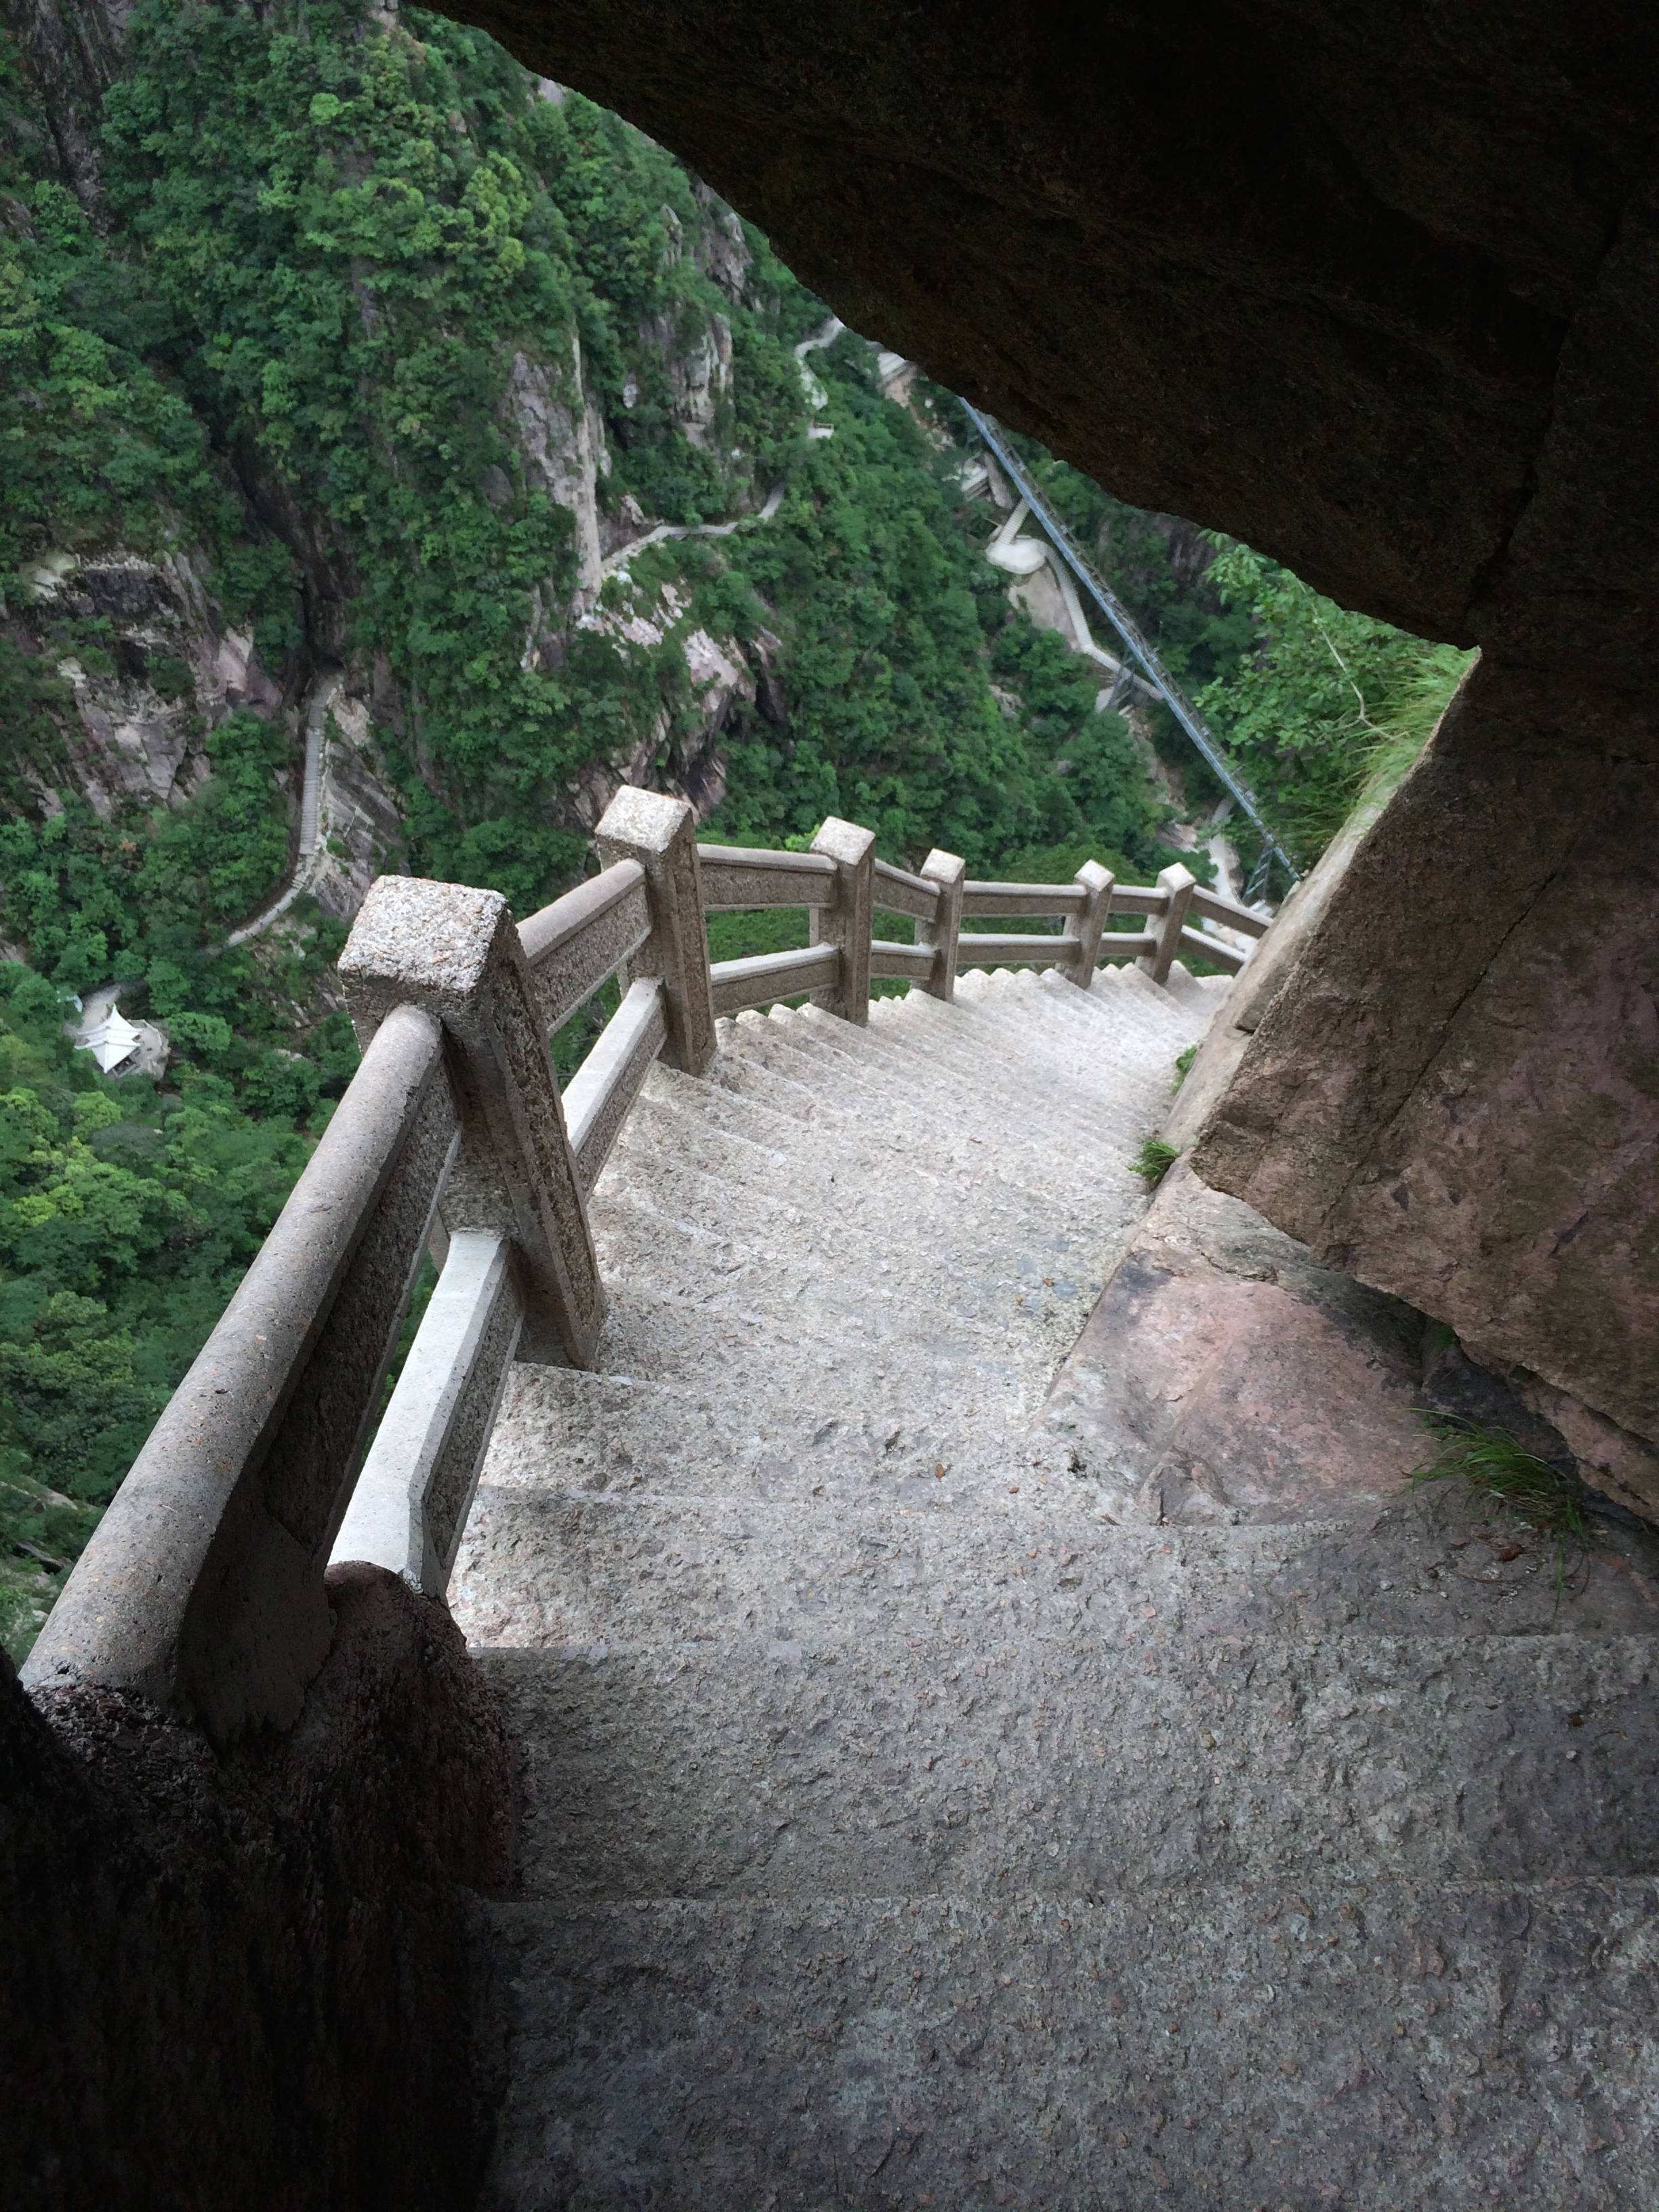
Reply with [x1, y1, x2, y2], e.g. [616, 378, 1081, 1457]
[0, 0, 128, 207]
[0, 0, 793, 939]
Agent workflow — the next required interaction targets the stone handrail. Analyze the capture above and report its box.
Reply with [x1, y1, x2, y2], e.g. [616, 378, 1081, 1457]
[23, 1001, 460, 1735]
[871, 855, 943, 922]
[22, 787, 1263, 1739]
[697, 845, 838, 910]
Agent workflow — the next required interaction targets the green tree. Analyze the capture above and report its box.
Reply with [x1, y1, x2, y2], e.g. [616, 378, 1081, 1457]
[1194, 542, 1474, 873]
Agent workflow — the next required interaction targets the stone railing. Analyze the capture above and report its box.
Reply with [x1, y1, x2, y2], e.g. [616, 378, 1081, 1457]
[21, 788, 1266, 1737]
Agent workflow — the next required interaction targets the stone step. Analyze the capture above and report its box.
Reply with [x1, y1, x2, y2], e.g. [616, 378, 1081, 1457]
[592, 1115, 1123, 1322]
[947, 964, 1203, 1059]
[601, 1065, 1145, 1240]
[588, 1188, 1099, 1382]
[575, 1276, 1050, 1453]
[731, 1005, 1175, 1170]
[456, 1479, 1659, 1647]
[899, 994, 1194, 1121]
[480, 1613, 1659, 1900]
[665, 1076, 1144, 1237]
[468, 967, 1659, 2212]
[476, 1873, 1658, 2212]
[816, 974, 1196, 1101]
[868, 998, 1182, 1109]
[963, 960, 1207, 1044]
[829, 981, 1196, 1109]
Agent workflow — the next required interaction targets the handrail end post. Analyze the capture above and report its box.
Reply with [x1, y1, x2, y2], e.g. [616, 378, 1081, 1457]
[342, 874, 604, 1371]
[596, 785, 717, 1076]
[918, 848, 966, 1001]
[1141, 862, 1198, 988]
[809, 816, 877, 1023]
[1062, 859, 1113, 989]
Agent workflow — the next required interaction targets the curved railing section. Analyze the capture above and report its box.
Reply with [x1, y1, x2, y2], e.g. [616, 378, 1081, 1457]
[22, 789, 1269, 1739]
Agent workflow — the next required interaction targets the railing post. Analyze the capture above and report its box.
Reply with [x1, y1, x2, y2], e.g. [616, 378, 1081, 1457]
[340, 876, 604, 1369]
[594, 785, 717, 1076]
[1141, 860, 1197, 987]
[918, 847, 966, 1001]
[809, 816, 876, 1022]
[1061, 859, 1113, 989]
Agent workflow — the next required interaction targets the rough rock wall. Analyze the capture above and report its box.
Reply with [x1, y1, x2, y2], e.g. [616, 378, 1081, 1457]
[1, 1563, 511, 2212]
[0, 0, 128, 206]
[1193, 659, 1659, 1456]
[13, 550, 281, 818]
[506, 338, 612, 606]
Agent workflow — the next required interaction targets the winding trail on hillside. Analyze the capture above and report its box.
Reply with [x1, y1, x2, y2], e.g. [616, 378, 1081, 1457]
[598, 317, 843, 582]
[598, 478, 787, 581]
[226, 670, 340, 947]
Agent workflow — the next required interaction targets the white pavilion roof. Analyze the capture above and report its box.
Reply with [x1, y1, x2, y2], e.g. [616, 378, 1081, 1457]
[81, 1005, 142, 1073]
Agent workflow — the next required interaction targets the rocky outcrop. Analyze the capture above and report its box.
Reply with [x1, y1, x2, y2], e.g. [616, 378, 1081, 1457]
[506, 338, 612, 607]
[1, 1563, 510, 2212]
[9, 546, 289, 813]
[1192, 658, 1659, 1459]
[0, 0, 127, 207]
[567, 573, 764, 825]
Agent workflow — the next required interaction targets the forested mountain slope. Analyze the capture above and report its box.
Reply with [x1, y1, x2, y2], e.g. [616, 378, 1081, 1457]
[0, 0, 1465, 1655]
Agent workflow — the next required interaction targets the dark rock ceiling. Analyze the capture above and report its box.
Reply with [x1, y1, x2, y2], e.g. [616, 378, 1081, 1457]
[432, 0, 1659, 688]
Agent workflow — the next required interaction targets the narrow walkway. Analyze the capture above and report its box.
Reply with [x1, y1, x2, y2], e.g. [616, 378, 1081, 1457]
[226, 669, 340, 946]
[455, 968, 1659, 2211]
[598, 314, 839, 582]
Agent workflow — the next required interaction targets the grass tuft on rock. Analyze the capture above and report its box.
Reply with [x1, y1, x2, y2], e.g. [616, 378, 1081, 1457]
[1410, 1414, 1587, 1606]
[1171, 1042, 1198, 1092]
[1132, 1136, 1181, 1186]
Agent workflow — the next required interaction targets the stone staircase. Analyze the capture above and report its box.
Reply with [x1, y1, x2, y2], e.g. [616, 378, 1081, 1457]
[451, 965, 1659, 2211]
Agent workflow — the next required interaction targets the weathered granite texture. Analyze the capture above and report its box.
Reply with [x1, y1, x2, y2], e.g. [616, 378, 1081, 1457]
[1038, 1161, 1431, 1526]
[341, 875, 605, 1369]
[1193, 660, 1659, 1452]
[3, 1563, 511, 2212]
[1036, 1154, 1656, 1532]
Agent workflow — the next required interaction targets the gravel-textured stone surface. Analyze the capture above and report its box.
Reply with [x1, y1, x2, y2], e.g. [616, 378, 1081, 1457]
[456, 969, 1659, 2209]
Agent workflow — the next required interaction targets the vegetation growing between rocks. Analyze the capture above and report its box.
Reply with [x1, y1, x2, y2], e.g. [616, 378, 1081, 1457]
[1411, 1414, 1589, 1608]
[1130, 1136, 1181, 1187]
[1191, 547, 1475, 870]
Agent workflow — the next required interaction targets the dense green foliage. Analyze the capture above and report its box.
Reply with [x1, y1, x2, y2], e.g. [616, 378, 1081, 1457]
[1193, 545, 1473, 873]
[83, 3, 1187, 899]
[0, 967, 316, 1657]
[0, 57, 228, 583]
[95, 0, 806, 901]
[697, 334, 1173, 875]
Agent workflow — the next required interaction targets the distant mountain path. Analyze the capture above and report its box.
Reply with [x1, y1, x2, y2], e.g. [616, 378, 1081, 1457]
[226, 670, 340, 947]
[599, 478, 787, 581]
[598, 316, 843, 581]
